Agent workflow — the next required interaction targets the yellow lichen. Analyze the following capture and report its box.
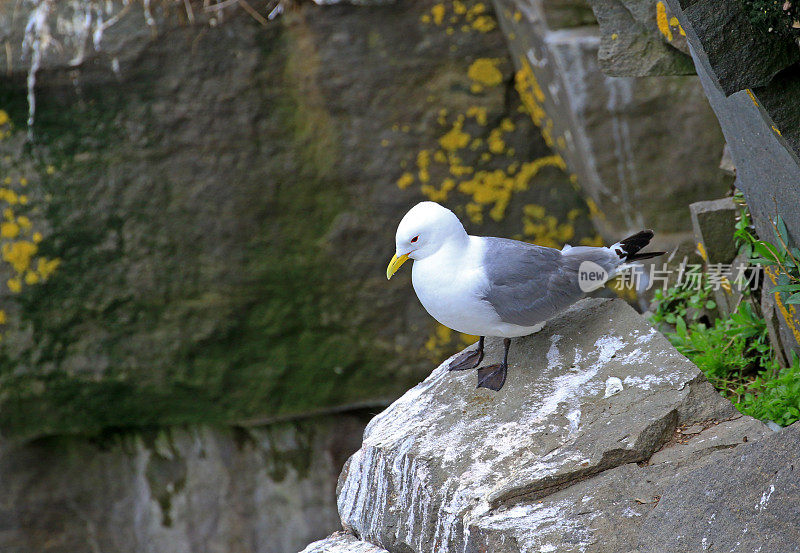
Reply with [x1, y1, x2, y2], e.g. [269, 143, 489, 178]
[397, 172, 415, 189]
[417, 150, 432, 183]
[439, 119, 471, 151]
[522, 203, 575, 248]
[423, 322, 477, 358]
[431, 4, 446, 25]
[579, 234, 606, 247]
[656, 1, 673, 42]
[471, 16, 496, 32]
[467, 58, 503, 93]
[765, 266, 800, 346]
[0, 221, 19, 239]
[466, 106, 488, 126]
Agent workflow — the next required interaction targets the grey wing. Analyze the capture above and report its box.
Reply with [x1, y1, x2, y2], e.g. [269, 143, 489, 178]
[480, 238, 617, 327]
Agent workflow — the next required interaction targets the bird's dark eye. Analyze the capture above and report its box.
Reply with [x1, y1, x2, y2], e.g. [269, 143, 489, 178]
[411, 235, 419, 243]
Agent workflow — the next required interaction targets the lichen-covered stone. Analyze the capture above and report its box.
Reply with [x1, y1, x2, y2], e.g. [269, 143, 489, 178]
[587, 0, 695, 77]
[0, 0, 592, 438]
[690, 198, 738, 265]
[664, 0, 800, 360]
[492, 0, 728, 244]
[335, 298, 759, 553]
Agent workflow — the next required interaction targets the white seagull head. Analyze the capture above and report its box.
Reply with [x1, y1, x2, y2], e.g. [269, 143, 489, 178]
[387, 201, 467, 279]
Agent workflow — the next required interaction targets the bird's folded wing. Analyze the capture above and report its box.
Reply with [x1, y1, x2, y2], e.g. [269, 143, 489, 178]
[479, 237, 612, 327]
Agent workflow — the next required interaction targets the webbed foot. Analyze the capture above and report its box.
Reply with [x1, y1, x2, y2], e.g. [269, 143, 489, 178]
[476, 363, 507, 391]
[447, 336, 484, 371]
[475, 337, 511, 392]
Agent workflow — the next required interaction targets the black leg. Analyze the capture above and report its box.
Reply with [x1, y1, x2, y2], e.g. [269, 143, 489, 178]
[476, 338, 510, 391]
[447, 336, 485, 371]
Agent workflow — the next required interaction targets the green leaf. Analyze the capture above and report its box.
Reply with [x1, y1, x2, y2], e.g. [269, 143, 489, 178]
[784, 292, 800, 304]
[776, 215, 789, 244]
[769, 284, 800, 295]
[706, 300, 717, 309]
[754, 241, 780, 261]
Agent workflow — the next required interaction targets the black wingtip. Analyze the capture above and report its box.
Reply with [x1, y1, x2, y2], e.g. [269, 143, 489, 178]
[626, 251, 666, 261]
[616, 230, 662, 261]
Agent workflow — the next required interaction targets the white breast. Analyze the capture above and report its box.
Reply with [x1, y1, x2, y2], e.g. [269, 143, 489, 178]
[411, 236, 503, 336]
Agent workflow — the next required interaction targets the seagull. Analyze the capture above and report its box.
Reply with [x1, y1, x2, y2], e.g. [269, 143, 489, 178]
[386, 201, 664, 391]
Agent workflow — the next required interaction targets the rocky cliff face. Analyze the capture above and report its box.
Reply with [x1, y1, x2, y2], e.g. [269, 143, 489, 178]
[488, 0, 729, 245]
[578, 0, 800, 361]
[1, 414, 368, 553]
[0, 0, 594, 438]
[303, 299, 800, 552]
[0, 1, 599, 549]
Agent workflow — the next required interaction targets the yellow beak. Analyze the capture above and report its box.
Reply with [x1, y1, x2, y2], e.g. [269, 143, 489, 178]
[386, 253, 410, 280]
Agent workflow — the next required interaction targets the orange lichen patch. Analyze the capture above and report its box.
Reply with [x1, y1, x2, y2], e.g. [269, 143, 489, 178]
[397, 172, 415, 189]
[466, 106, 488, 126]
[423, 322, 477, 358]
[515, 59, 547, 129]
[522, 203, 575, 248]
[668, 16, 686, 36]
[421, 177, 457, 202]
[772, 125, 782, 136]
[465, 202, 484, 224]
[697, 241, 708, 262]
[431, 3, 446, 25]
[0, 119, 61, 300]
[585, 197, 606, 220]
[458, 155, 566, 222]
[656, 1, 673, 41]
[765, 266, 800, 346]
[579, 234, 606, 247]
[487, 128, 505, 154]
[745, 89, 759, 107]
[2, 240, 37, 274]
[0, 220, 19, 239]
[439, 117, 471, 151]
[471, 15, 496, 32]
[417, 149, 432, 182]
[513, 11, 522, 22]
[468, 58, 503, 92]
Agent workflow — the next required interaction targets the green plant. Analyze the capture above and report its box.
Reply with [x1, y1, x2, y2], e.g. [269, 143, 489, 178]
[734, 195, 800, 304]
[740, 0, 800, 39]
[649, 270, 715, 327]
[736, 354, 800, 426]
[653, 195, 800, 426]
[668, 301, 772, 397]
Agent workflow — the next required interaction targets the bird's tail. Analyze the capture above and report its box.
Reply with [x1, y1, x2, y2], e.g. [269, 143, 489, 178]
[611, 230, 665, 262]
